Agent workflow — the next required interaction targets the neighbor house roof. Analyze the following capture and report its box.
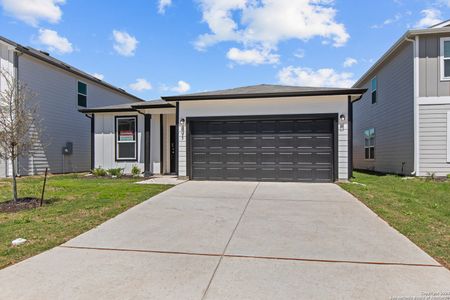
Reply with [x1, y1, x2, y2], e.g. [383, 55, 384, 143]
[162, 84, 366, 101]
[0, 35, 144, 102]
[79, 100, 174, 113]
[353, 23, 450, 87]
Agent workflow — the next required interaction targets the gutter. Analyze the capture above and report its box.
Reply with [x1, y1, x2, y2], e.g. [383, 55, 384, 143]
[162, 89, 367, 102]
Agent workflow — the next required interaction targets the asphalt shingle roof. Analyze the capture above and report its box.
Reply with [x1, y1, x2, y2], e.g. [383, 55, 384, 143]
[162, 84, 366, 101]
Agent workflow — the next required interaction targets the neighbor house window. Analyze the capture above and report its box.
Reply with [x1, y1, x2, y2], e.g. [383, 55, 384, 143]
[78, 81, 87, 107]
[116, 116, 137, 161]
[441, 38, 450, 80]
[364, 128, 375, 160]
[371, 77, 377, 104]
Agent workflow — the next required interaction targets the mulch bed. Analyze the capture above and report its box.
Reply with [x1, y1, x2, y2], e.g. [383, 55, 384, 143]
[0, 198, 42, 213]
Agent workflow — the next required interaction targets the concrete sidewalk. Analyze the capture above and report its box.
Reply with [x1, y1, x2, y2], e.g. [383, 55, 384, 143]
[0, 181, 449, 299]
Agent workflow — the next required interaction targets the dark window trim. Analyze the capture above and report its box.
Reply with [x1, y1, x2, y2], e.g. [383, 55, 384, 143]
[186, 113, 339, 182]
[371, 77, 377, 104]
[115, 115, 138, 162]
[364, 128, 376, 160]
[78, 80, 88, 107]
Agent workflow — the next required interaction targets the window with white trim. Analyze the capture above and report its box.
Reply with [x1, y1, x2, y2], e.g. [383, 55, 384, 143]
[116, 116, 137, 161]
[364, 128, 375, 160]
[440, 38, 450, 80]
[371, 77, 377, 104]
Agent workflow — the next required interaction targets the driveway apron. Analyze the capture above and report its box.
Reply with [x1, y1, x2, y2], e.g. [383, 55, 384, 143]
[0, 181, 449, 299]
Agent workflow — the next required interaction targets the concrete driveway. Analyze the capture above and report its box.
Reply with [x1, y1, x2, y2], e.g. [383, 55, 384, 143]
[0, 181, 449, 299]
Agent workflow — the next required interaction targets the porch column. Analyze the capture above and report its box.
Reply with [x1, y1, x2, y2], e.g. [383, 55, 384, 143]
[160, 114, 164, 175]
[144, 114, 152, 177]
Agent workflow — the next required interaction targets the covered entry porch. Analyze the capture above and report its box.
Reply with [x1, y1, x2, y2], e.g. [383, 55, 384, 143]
[80, 100, 177, 176]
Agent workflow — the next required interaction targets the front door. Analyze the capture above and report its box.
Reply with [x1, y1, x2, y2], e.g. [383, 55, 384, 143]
[170, 126, 176, 174]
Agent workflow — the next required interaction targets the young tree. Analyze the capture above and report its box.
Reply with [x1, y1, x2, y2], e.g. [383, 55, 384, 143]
[0, 69, 40, 202]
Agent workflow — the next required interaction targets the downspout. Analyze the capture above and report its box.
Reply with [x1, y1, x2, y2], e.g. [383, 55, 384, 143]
[84, 114, 95, 171]
[405, 35, 420, 176]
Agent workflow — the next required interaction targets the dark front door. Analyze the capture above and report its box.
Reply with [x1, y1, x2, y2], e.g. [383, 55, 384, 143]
[189, 116, 335, 182]
[169, 125, 176, 174]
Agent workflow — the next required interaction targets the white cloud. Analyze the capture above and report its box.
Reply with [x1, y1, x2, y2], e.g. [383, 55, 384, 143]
[129, 78, 152, 91]
[158, 0, 172, 14]
[226, 47, 279, 65]
[113, 30, 138, 57]
[343, 57, 357, 68]
[371, 13, 403, 29]
[37, 29, 73, 54]
[294, 49, 305, 59]
[415, 9, 442, 28]
[0, 0, 65, 26]
[195, 0, 349, 59]
[172, 80, 191, 93]
[437, 0, 450, 7]
[91, 73, 104, 80]
[161, 80, 191, 93]
[278, 66, 355, 88]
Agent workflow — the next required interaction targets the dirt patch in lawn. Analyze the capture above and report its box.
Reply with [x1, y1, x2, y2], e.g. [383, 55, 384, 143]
[0, 198, 42, 213]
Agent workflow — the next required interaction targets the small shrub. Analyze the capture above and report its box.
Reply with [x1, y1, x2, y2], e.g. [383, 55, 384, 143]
[107, 168, 124, 178]
[92, 167, 107, 177]
[131, 165, 141, 177]
[447, 174, 450, 179]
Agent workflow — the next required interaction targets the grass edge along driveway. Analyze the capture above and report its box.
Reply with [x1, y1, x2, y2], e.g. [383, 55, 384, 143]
[339, 171, 450, 270]
[0, 174, 172, 269]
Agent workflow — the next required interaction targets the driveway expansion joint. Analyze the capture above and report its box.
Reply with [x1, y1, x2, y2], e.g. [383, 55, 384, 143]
[201, 182, 260, 300]
[59, 245, 443, 268]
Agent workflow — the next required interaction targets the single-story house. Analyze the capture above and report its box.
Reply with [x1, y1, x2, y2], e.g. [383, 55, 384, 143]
[80, 84, 366, 182]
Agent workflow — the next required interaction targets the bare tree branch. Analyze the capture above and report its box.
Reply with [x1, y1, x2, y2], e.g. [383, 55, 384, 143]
[0, 68, 41, 202]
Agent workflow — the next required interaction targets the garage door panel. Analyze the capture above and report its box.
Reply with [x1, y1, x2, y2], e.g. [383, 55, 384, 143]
[190, 117, 335, 182]
[316, 168, 334, 181]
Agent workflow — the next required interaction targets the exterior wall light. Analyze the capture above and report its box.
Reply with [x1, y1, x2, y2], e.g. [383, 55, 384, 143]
[340, 114, 346, 122]
[180, 118, 185, 140]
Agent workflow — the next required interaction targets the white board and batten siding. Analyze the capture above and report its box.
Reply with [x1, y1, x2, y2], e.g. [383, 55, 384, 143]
[417, 34, 450, 176]
[16, 55, 139, 176]
[94, 113, 162, 174]
[418, 103, 450, 176]
[0, 42, 16, 177]
[177, 96, 350, 180]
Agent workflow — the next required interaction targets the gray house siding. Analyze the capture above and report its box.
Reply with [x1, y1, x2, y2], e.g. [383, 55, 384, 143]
[16, 55, 138, 175]
[419, 33, 450, 97]
[353, 43, 415, 175]
[419, 104, 450, 176]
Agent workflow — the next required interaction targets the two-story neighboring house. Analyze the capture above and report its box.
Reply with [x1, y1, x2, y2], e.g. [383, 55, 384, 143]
[353, 21, 450, 177]
[0, 36, 143, 177]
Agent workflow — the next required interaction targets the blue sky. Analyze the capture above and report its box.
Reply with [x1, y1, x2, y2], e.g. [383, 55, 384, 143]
[1, 0, 449, 100]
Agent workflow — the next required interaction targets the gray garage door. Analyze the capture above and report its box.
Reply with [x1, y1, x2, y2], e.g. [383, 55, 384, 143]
[189, 117, 335, 182]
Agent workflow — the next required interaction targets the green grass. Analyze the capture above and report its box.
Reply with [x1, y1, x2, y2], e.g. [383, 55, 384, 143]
[0, 174, 172, 269]
[339, 171, 450, 269]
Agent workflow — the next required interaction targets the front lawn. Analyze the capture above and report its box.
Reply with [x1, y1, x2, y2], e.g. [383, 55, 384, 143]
[340, 171, 450, 269]
[0, 174, 172, 269]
